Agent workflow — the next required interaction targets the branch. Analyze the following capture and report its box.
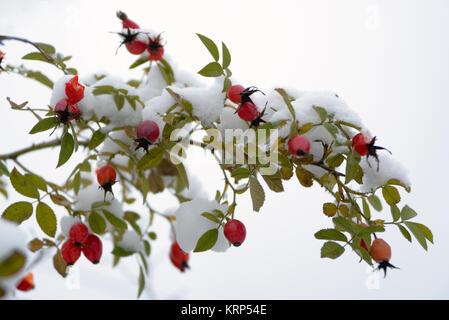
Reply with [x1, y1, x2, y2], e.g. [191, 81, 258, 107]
[0, 138, 89, 160]
[0, 35, 69, 75]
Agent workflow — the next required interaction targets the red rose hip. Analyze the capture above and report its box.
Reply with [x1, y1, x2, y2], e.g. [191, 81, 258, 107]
[288, 135, 311, 156]
[69, 222, 89, 246]
[97, 165, 117, 200]
[82, 234, 103, 264]
[224, 219, 246, 247]
[237, 102, 259, 122]
[227, 85, 245, 104]
[169, 242, 189, 272]
[370, 238, 398, 277]
[16, 273, 34, 292]
[134, 120, 160, 152]
[54, 98, 82, 123]
[147, 34, 164, 61]
[61, 240, 82, 265]
[65, 76, 85, 105]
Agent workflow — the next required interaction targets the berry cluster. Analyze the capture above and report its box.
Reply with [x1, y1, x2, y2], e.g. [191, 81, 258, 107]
[61, 223, 103, 265]
[115, 11, 165, 61]
[227, 85, 266, 127]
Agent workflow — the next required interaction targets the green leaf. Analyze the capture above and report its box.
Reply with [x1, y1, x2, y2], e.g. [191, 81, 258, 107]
[102, 210, 127, 230]
[323, 203, 338, 217]
[92, 85, 116, 95]
[53, 250, 68, 278]
[400, 205, 417, 221]
[129, 57, 148, 69]
[26, 71, 54, 89]
[66, 68, 78, 75]
[89, 129, 107, 150]
[137, 147, 164, 170]
[390, 205, 401, 222]
[345, 151, 363, 184]
[312, 106, 328, 122]
[326, 154, 344, 168]
[22, 52, 49, 63]
[222, 42, 231, 69]
[333, 217, 356, 235]
[196, 33, 219, 61]
[88, 211, 106, 235]
[114, 94, 125, 110]
[137, 266, 145, 298]
[111, 246, 135, 257]
[404, 221, 428, 250]
[175, 162, 189, 190]
[198, 62, 224, 77]
[201, 212, 221, 224]
[261, 172, 284, 193]
[314, 229, 348, 242]
[193, 228, 219, 252]
[320, 241, 345, 259]
[382, 185, 401, 206]
[35, 43, 56, 55]
[415, 223, 433, 244]
[362, 198, 371, 220]
[323, 123, 338, 138]
[10, 168, 39, 199]
[0, 251, 26, 277]
[36, 202, 57, 237]
[357, 225, 384, 236]
[73, 171, 81, 195]
[397, 224, 412, 242]
[368, 194, 382, 211]
[231, 167, 251, 179]
[0, 161, 9, 176]
[57, 132, 74, 168]
[249, 176, 265, 212]
[295, 166, 314, 187]
[2, 201, 33, 224]
[25, 173, 47, 192]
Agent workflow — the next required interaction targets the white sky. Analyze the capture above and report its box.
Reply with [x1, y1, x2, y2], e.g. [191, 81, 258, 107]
[1, 0, 449, 299]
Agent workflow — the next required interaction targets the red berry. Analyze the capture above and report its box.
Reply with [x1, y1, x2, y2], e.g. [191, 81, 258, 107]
[117, 11, 140, 29]
[16, 273, 34, 292]
[61, 240, 82, 265]
[82, 234, 103, 264]
[54, 98, 82, 123]
[125, 40, 147, 55]
[352, 133, 369, 156]
[370, 238, 398, 277]
[169, 242, 189, 272]
[147, 35, 164, 61]
[227, 85, 244, 104]
[135, 120, 160, 152]
[65, 76, 85, 105]
[69, 223, 89, 246]
[0, 51, 4, 60]
[237, 102, 259, 122]
[97, 165, 117, 187]
[224, 219, 246, 247]
[288, 135, 311, 156]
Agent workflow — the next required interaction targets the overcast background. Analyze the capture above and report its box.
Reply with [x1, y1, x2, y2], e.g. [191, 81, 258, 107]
[0, 0, 448, 299]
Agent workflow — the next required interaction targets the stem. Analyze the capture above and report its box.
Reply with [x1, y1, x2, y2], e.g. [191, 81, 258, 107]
[0, 35, 69, 74]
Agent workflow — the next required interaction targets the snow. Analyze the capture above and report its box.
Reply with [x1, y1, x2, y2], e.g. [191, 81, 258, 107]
[117, 230, 143, 252]
[359, 152, 411, 193]
[173, 198, 230, 253]
[60, 215, 81, 237]
[73, 184, 125, 233]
